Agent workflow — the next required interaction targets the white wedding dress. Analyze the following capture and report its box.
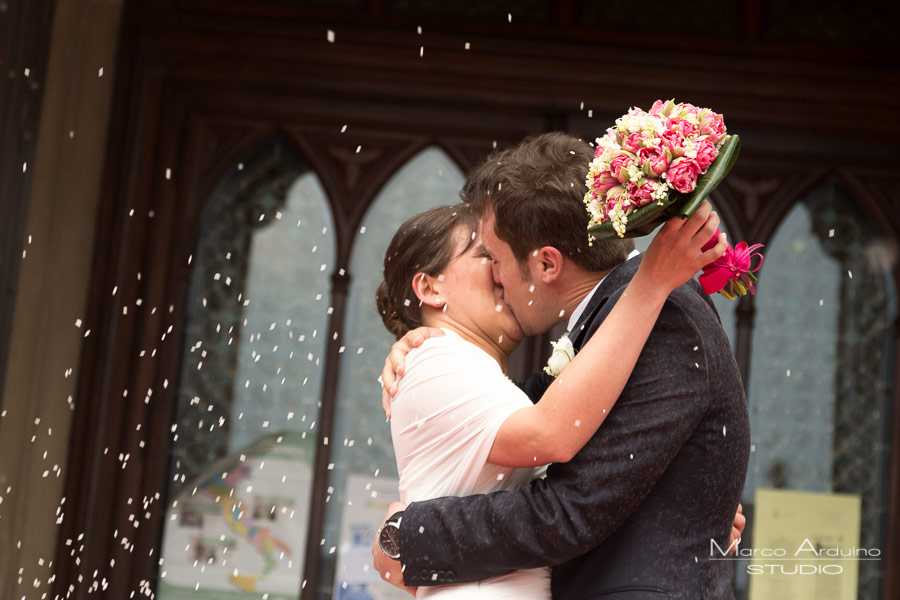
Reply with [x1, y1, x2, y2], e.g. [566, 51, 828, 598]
[390, 329, 550, 599]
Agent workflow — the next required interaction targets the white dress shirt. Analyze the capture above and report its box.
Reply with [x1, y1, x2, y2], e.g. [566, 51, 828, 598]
[566, 249, 640, 333]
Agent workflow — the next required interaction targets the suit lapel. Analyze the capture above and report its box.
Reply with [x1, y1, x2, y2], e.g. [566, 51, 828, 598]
[568, 255, 642, 350]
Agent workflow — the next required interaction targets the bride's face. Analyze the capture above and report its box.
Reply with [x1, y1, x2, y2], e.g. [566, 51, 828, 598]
[436, 226, 525, 350]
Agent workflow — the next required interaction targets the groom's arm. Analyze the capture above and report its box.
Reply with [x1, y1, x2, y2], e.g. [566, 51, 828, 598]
[397, 288, 710, 586]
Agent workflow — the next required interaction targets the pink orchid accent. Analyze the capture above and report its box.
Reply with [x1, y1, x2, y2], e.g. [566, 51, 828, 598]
[698, 230, 765, 299]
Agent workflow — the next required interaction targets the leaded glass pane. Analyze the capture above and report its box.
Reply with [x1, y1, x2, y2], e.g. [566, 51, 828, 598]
[737, 180, 894, 599]
[157, 151, 334, 600]
[320, 147, 465, 598]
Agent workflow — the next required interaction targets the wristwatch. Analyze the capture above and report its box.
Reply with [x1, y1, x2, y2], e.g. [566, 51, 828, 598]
[378, 510, 404, 560]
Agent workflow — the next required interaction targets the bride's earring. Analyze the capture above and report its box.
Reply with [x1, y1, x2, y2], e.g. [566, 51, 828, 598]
[413, 273, 445, 309]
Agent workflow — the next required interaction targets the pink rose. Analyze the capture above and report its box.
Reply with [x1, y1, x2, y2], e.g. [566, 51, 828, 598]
[700, 114, 727, 144]
[628, 180, 655, 206]
[608, 194, 635, 214]
[638, 145, 670, 177]
[591, 171, 619, 195]
[606, 185, 627, 206]
[604, 198, 618, 216]
[665, 157, 701, 193]
[622, 132, 646, 154]
[669, 117, 699, 138]
[679, 103, 700, 118]
[609, 153, 636, 184]
[693, 139, 718, 172]
[660, 130, 685, 156]
[649, 99, 676, 117]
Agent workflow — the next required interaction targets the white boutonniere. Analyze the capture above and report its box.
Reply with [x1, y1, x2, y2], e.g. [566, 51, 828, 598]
[544, 334, 575, 378]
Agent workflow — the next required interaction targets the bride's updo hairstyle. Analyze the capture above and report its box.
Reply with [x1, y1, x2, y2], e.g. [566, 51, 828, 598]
[376, 203, 480, 339]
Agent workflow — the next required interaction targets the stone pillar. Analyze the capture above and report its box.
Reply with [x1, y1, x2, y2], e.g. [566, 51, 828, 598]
[0, 0, 123, 597]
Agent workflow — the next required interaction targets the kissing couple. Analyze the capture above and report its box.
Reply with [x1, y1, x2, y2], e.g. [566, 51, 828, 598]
[371, 132, 750, 599]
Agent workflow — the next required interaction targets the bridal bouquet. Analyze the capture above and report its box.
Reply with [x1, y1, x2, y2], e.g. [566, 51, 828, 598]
[584, 99, 739, 239]
[583, 99, 763, 299]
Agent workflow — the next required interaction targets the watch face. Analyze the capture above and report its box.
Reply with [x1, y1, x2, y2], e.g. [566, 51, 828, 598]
[379, 524, 401, 559]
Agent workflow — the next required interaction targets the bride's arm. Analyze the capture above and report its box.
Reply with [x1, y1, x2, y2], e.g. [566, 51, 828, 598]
[487, 206, 724, 467]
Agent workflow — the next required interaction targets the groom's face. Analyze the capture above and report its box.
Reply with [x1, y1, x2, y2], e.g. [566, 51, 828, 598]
[481, 208, 554, 337]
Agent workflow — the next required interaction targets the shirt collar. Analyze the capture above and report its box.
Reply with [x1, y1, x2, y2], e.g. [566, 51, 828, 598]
[565, 249, 640, 332]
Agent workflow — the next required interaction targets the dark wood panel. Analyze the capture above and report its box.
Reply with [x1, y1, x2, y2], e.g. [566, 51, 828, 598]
[132, 26, 900, 142]
[0, 0, 56, 410]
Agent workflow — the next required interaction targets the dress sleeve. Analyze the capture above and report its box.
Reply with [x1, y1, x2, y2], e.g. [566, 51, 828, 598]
[391, 338, 531, 500]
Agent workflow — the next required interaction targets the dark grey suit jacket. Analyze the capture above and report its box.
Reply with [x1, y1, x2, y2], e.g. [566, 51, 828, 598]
[398, 255, 751, 599]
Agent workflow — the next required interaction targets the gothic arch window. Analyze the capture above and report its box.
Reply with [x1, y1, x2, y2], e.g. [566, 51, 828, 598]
[154, 142, 467, 599]
[321, 147, 466, 595]
[737, 178, 895, 600]
[157, 142, 335, 599]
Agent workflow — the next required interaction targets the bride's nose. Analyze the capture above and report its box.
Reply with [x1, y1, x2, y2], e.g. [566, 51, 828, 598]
[491, 261, 501, 284]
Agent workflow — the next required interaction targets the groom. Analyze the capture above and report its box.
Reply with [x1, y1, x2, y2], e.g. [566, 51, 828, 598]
[374, 132, 750, 599]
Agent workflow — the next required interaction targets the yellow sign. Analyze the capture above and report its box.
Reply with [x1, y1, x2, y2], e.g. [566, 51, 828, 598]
[747, 489, 865, 600]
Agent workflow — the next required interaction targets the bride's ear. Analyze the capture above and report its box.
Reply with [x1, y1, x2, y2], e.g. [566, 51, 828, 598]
[412, 272, 444, 308]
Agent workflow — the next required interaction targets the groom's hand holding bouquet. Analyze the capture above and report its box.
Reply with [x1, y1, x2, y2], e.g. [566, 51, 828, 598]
[584, 99, 763, 299]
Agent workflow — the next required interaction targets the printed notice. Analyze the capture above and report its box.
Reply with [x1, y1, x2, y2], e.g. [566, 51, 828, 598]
[748, 489, 864, 600]
[157, 433, 313, 600]
[331, 475, 409, 600]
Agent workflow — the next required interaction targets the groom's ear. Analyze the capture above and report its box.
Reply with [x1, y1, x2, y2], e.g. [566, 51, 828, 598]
[535, 246, 564, 283]
[412, 272, 444, 308]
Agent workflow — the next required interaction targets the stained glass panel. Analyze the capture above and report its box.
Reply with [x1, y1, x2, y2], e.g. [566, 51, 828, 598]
[157, 149, 334, 600]
[737, 180, 894, 599]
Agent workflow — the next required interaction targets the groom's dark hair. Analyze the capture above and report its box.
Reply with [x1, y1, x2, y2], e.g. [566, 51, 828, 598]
[461, 131, 633, 272]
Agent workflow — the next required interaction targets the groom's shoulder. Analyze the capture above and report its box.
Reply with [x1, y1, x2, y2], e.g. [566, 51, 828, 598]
[603, 279, 712, 339]
[650, 282, 718, 342]
[597, 255, 706, 316]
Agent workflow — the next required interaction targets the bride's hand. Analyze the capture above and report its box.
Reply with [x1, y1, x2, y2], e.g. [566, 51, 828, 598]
[729, 503, 746, 554]
[635, 199, 726, 294]
[381, 326, 445, 418]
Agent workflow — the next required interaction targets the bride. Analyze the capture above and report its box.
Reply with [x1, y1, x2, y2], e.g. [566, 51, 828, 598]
[374, 201, 728, 598]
